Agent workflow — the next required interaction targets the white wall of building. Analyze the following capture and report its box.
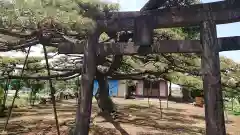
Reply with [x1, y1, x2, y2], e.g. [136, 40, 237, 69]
[117, 80, 127, 97]
[167, 82, 183, 97]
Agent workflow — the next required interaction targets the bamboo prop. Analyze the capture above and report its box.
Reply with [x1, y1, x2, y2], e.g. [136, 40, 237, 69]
[223, 103, 228, 122]
[157, 82, 163, 119]
[223, 94, 229, 122]
[3, 47, 31, 131]
[43, 45, 60, 135]
[167, 81, 172, 109]
[150, 81, 153, 107]
[147, 80, 151, 107]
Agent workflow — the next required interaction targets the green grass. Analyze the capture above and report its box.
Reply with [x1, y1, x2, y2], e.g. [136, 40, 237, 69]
[225, 100, 240, 116]
[230, 111, 240, 116]
[6, 96, 28, 107]
[5, 93, 42, 107]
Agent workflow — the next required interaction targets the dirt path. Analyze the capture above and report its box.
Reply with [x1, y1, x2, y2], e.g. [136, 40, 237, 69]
[0, 98, 240, 135]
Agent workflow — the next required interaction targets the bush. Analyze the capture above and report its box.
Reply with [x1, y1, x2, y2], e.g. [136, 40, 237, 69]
[225, 98, 240, 116]
[191, 90, 203, 98]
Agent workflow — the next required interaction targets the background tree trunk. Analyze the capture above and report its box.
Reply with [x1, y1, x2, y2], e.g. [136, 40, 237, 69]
[182, 87, 193, 102]
[169, 81, 172, 98]
[0, 99, 5, 117]
[32, 92, 37, 106]
[29, 91, 33, 105]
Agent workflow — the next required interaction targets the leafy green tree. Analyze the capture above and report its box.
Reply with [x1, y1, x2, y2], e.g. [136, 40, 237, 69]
[28, 80, 44, 105]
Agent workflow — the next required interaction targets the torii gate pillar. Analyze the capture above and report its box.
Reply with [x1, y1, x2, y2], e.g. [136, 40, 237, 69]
[201, 20, 226, 135]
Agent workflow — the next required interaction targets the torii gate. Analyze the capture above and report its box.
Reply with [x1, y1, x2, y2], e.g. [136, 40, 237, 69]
[60, 1, 240, 135]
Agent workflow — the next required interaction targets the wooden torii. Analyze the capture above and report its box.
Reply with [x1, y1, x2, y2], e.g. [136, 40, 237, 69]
[63, 0, 240, 135]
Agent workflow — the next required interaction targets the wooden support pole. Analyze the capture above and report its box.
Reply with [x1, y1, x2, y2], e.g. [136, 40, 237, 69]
[74, 30, 99, 135]
[201, 20, 226, 135]
[148, 81, 151, 107]
[167, 81, 171, 109]
[158, 83, 163, 119]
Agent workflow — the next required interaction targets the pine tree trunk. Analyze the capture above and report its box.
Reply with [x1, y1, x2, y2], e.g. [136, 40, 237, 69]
[96, 72, 115, 114]
[169, 81, 172, 97]
[29, 91, 33, 105]
[201, 20, 226, 135]
[0, 100, 4, 117]
[125, 86, 132, 99]
[182, 88, 192, 102]
[74, 30, 98, 135]
[32, 92, 37, 106]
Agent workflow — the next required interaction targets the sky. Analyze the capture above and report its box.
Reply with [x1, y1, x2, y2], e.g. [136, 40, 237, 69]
[1, 0, 240, 63]
[104, 0, 240, 62]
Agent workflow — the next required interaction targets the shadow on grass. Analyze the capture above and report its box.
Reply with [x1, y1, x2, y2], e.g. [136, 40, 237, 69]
[89, 124, 119, 135]
[9, 103, 83, 118]
[90, 103, 205, 135]
[188, 113, 234, 124]
[120, 104, 197, 124]
[168, 96, 194, 104]
[99, 112, 130, 135]
[112, 104, 205, 135]
[164, 107, 186, 112]
[1, 101, 101, 134]
[189, 114, 205, 121]
[2, 100, 208, 135]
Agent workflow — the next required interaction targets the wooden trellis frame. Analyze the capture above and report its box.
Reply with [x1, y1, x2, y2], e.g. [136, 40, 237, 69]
[70, 1, 240, 135]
